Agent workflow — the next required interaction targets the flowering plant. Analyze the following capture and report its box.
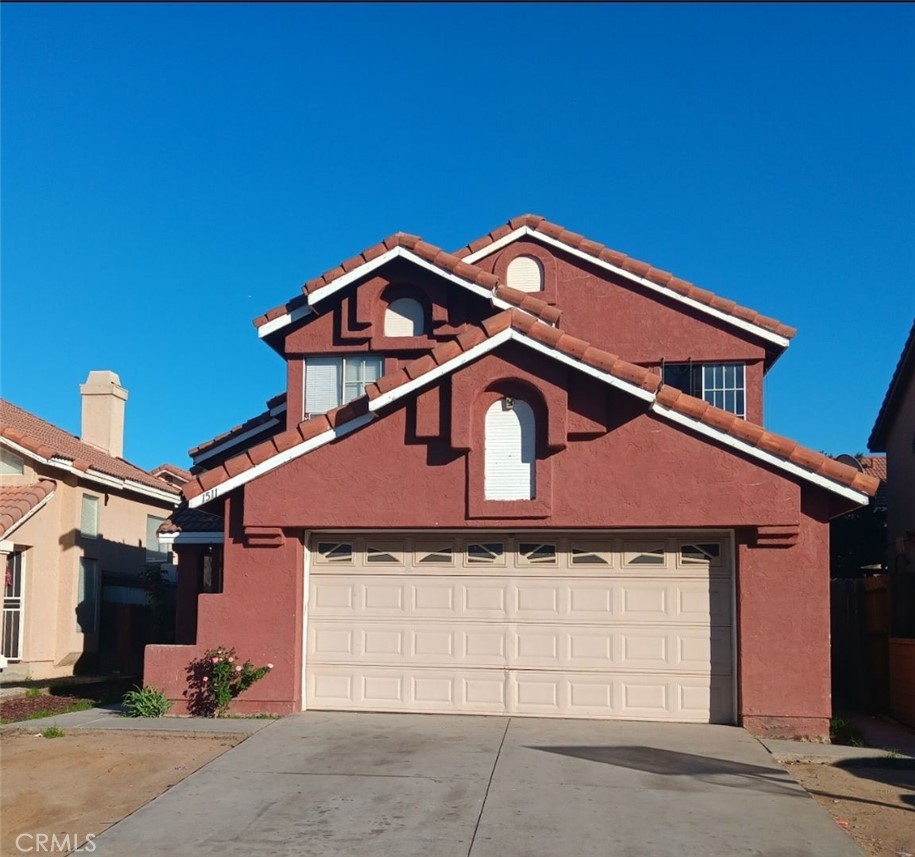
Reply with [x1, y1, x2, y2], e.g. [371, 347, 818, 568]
[185, 646, 273, 717]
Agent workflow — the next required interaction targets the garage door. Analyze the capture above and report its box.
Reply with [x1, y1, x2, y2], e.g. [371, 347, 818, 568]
[305, 533, 734, 722]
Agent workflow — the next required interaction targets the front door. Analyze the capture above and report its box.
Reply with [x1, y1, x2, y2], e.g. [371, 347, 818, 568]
[2, 551, 24, 661]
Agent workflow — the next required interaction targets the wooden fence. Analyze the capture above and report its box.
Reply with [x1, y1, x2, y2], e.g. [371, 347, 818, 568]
[831, 571, 915, 713]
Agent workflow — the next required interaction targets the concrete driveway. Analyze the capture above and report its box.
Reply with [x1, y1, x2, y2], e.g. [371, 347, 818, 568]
[89, 713, 862, 857]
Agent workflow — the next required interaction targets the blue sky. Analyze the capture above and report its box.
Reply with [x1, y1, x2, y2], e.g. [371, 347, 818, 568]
[2, 3, 913, 470]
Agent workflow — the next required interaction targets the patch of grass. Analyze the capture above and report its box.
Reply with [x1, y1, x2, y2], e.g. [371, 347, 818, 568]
[830, 715, 868, 747]
[24, 688, 43, 699]
[40, 726, 64, 738]
[121, 686, 172, 718]
[24, 700, 93, 721]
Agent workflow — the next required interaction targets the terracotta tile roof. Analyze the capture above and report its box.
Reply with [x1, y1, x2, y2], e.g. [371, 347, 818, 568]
[150, 463, 192, 483]
[859, 454, 887, 484]
[184, 310, 875, 504]
[0, 479, 56, 539]
[0, 400, 179, 496]
[252, 233, 565, 331]
[189, 394, 287, 459]
[456, 214, 798, 342]
[158, 504, 223, 535]
[869, 318, 915, 451]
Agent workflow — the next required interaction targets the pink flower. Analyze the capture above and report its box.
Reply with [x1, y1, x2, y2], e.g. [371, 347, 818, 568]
[211, 657, 220, 664]
[228, 657, 235, 663]
[202, 676, 209, 683]
[266, 663, 274, 670]
[235, 666, 242, 672]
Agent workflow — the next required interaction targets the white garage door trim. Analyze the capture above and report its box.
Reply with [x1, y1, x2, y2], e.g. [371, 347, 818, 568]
[302, 530, 736, 723]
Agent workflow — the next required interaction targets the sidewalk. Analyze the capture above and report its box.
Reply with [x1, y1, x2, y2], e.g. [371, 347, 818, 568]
[761, 715, 915, 764]
[1, 706, 276, 736]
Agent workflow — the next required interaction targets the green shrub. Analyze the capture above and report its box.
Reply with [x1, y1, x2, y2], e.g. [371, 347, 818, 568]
[41, 727, 64, 738]
[186, 647, 273, 717]
[25, 688, 42, 699]
[122, 685, 172, 718]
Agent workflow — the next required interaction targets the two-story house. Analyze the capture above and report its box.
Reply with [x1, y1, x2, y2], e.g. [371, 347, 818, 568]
[1, 371, 181, 677]
[147, 216, 877, 739]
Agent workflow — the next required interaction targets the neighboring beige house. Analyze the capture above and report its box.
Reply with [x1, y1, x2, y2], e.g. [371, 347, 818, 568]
[0, 371, 180, 678]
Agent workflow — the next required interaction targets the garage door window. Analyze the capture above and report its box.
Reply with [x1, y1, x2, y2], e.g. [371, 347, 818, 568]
[316, 542, 353, 564]
[366, 544, 404, 564]
[679, 543, 722, 566]
[570, 544, 612, 565]
[415, 544, 454, 566]
[465, 542, 504, 565]
[623, 544, 667, 566]
[518, 542, 557, 565]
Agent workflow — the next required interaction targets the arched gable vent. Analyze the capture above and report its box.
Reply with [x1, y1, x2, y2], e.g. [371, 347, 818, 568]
[484, 398, 536, 500]
[384, 297, 426, 337]
[506, 255, 543, 293]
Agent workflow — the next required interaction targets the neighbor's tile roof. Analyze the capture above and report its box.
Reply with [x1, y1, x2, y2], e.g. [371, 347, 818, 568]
[184, 310, 876, 503]
[456, 215, 798, 341]
[150, 463, 193, 482]
[252, 233, 563, 331]
[0, 479, 57, 539]
[0, 399, 179, 495]
[189, 393, 287, 459]
[158, 505, 223, 535]
[869, 318, 915, 451]
[859, 455, 887, 484]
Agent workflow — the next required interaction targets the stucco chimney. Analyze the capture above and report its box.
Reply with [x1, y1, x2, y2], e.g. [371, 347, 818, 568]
[79, 370, 128, 459]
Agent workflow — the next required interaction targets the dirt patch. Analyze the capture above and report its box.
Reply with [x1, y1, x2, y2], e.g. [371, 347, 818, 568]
[0, 730, 241, 855]
[786, 760, 915, 857]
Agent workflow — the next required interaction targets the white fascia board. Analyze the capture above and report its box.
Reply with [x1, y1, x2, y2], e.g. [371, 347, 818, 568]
[187, 412, 376, 509]
[511, 332, 655, 402]
[369, 329, 513, 411]
[158, 531, 224, 545]
[651, 403, 869, 505]
[0, 438, 179, 505]
[1, 489, 55, 540]
[465, 226, 790, 350]
[257, 303, 313, 339]
[192, 416, 283, 466]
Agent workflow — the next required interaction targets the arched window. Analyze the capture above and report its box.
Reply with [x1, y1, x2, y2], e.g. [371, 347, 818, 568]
[484, 398, 536, 500]
[384, 297, 426, 337]
[506, 255, 543, 293]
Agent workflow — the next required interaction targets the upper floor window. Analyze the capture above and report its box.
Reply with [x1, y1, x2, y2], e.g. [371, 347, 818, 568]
[146, 515, 169, 563]
[506, 255, 543, 293]
[0, 448, 24, 475]
[663, 362, 746, 419]
[304, 354, 383, 416]
[80, 494, 99, 539]
[384, 297, 426, 337]
[484, 397, 536, 500]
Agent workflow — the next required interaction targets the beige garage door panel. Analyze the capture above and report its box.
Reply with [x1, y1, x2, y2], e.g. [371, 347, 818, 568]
[309, 621, 732, 674]
[306, 533, 734, 723]
[311, 576, 731, 626]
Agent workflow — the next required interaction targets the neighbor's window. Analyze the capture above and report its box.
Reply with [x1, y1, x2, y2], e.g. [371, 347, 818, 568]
[506, 255, 543, 293]
[0, 448, 24, 475]
[662, 362, 746, 418]
[146, 515, 169, 563]
[384, 297, 426, 337]
[484, 397, 536, 500]
[76, 557, 100, 634]
[80, 494, 99, 539]
[303, 354, 383, 416]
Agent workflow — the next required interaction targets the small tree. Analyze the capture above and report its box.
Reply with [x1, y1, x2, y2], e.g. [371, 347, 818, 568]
[186, 647, 273, 717]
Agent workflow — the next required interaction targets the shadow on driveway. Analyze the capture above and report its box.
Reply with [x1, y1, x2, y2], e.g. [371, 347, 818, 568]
[531, 745, 804, 796]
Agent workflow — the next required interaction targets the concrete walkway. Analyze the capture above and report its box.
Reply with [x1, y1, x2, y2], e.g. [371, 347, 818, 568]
[85, 713, 864, 857]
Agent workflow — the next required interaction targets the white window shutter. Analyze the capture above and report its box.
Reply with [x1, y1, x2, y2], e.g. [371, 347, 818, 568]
[484, 399, 536, 500]
[384, 298, 425, 336]
[506, 256, 543, 293]
[305, 358, 342, 415]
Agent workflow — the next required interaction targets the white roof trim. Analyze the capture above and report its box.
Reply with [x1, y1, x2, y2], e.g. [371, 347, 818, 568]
[464, 226, 790, 349]
[1, 487, 55, 540]
[192, 411, 285, 466]
[650, 403, 869, 505]
[189, 327, 862, 508]
[257, 246, 530, 341]
[188, 412, 376, 508]
[158, 531, 224, 545]
[0, 438, 179, 505]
